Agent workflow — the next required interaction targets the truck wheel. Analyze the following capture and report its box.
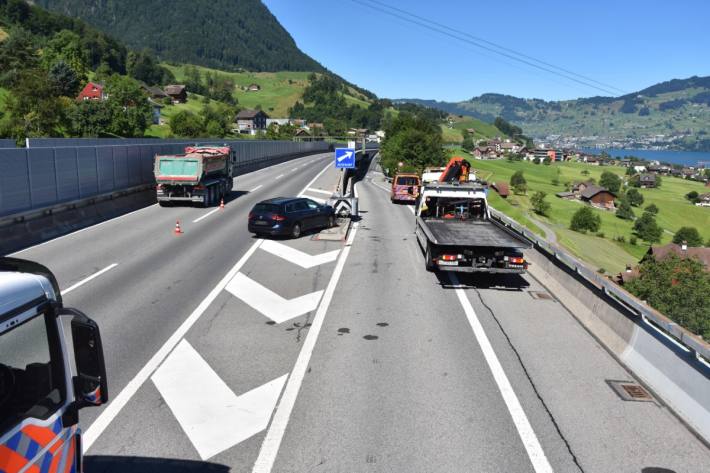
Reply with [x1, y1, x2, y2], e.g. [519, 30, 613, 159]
[291, 222, 302, 239]
[425, 244, 435, 272]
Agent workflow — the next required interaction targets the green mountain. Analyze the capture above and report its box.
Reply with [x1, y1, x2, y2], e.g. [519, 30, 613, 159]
[36, 0, 326, 73]
[399, 76, 710, 151]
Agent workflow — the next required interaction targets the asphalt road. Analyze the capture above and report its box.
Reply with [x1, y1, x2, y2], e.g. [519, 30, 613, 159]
[7, 153, 710, 472]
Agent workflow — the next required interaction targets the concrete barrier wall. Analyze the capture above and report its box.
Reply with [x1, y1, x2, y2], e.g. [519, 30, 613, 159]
[515, 226, 710, 442]
[0, 141, 327, 218]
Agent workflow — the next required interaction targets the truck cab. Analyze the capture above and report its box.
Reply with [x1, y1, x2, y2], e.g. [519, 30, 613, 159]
[0, 258, 108, 473]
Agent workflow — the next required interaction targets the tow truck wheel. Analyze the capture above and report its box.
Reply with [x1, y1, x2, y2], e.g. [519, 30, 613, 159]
[425, 244, 435, 272]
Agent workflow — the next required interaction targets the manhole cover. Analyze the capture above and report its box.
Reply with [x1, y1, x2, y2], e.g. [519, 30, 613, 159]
[528, 290, 554, 300]
[607, 380, 654, 402]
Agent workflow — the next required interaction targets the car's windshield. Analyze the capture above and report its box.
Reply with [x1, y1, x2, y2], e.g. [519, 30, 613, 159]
[396, 177, 419, 186]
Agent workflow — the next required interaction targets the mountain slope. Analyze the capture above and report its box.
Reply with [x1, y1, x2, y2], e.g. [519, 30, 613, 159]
[399, 75, 710, 151]
[36, 0, 326, 73]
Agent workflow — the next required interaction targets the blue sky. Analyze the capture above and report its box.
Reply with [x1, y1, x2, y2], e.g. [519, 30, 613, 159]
[263, 0, 710, 102]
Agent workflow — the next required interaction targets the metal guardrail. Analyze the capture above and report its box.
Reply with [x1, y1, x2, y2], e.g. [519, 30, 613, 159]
[488, 207, 710, 362]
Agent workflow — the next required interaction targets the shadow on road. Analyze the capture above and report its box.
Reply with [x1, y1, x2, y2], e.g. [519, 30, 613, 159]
[84, 455, 229, 473]
[435, 271, 530, 291]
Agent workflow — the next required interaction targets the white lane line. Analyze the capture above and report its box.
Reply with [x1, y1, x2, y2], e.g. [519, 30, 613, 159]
[297, 162, 331, 198]
[250, 185, 264, 192]
[82, 239, 263, 452]
[226, 273, 323, 324]
[306, 188, 333, 196]
[260, 240, 339, 269]
[449, 274, 553, 473]
[291, 167, 299, 172]
[275, 174, 284, 180]
[252, 191, 360, 473]
[151, 339, 287, 460]
[9, 204, 157, 256]
[62, 263, 118, 295]
[193, 207, 220, 223]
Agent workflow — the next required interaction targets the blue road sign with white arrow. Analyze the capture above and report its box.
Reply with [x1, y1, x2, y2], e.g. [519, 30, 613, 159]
[335, 148, 356, 169]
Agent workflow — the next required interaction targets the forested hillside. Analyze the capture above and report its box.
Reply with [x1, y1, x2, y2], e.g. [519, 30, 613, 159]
[400, 75, 710, 151]
[37, 0, 326, 73]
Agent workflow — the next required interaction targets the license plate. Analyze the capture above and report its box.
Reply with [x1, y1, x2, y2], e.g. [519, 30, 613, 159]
[438, 261, 458, 266]
[254, 220, 269, 226]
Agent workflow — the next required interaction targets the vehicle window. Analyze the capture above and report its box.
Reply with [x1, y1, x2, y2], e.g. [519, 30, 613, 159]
[294, 201, 309, 211]
[0, 311, 64, 434]
[304, 199, 320, 210]
[396, 177, 419, 186]
[253, 203, 280, 213]
[285, 203, 296, 213]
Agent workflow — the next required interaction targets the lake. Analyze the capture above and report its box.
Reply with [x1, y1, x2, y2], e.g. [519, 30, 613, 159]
[580, 148, 710, 167]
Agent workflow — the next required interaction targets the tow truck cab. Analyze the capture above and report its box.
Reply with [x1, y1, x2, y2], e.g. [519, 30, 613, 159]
[0, 258, 108, 473]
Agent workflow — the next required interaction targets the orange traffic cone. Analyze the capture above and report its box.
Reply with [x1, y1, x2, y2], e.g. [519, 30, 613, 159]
[174, 220, 183, 235]
[220, 198, 225, 210]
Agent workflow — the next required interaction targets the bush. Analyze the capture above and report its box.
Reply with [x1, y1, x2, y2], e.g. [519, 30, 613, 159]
[615, 235, 626, 243]
[570, 206, 601, 233]
[530, 191, 551, 216]
[626, 188, 644, 206]
[596, 232, 605, 238]
[169, 110, 205, 137]
[615, 199, 635, 220]
[600, 171, 622, 193]
[633, 211, 663, 243]
[672, 227, 704, 247]
[510, 170, 527, 195]
[644, 203, 659, 215]
[630, 236, 637, 245]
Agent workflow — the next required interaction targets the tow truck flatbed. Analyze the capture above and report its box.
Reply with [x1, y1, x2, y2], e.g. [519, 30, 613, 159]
[422, 218, 529, 248]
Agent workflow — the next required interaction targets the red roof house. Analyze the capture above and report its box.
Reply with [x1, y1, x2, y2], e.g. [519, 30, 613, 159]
[77, 82, 107, 101]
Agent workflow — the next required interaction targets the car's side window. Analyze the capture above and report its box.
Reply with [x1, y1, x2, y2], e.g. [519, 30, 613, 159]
[305, 199, 319, 210]
[285, 203, 295, 213]
[294, 201, 309, 211]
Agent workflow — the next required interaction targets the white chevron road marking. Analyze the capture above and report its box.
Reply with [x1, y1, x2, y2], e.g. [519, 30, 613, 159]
[226, 272, 324, 323]
[260, 240, 339, 269]
[151, 340, 287, 461]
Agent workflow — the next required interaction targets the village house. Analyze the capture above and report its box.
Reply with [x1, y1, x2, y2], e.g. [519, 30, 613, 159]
[308, 123, 325, 135]
[294, 128, 311, 138]
[580, 185, 616, 209]
[77, 82, 107, 101]
[491, 182, 510, 198]
[141, 83, 168, 101]
[696, 193, 710, 207]
[236, 109, 269, 134]
[246, 83, 261, 92]
[638, 174, 657, 188]
[645, 243, 710, 270]
[164, 85, 187, 104]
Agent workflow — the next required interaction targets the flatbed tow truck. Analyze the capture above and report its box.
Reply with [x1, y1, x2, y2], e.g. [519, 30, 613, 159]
[414, 157, 531, 273]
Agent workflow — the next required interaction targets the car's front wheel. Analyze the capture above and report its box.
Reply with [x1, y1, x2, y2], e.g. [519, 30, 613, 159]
[291, 222, 302, 239]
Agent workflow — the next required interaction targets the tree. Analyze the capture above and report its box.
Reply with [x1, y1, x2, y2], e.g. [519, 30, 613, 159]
[672, 227, 704, 247]
[655, 175, 663, 188]
[48, 61, 81, 97]
[0, 68, 66, 139]
[380, 112, 445, 172]
[461, 134, 475, 152]
[570, 207, 601, 233]
[0, 29, 39, 87]
[170, 110, 205, 137]
[510, 170, 527, 195]
[581, 169, 590, 176]
[530, 191, 550, 216]
[600, 171, 622, 193]
[615, 199, 635, 220]
[644, 203, 659, 215]
[103, 75, 151, 137]
[633, 211, 663, 244]
[626, 256, 710, 339]
[127, 50, 174, 86]
[42, 30, 90, 79]
[686, 191, 699, 203]
[626, 188, 644, 207]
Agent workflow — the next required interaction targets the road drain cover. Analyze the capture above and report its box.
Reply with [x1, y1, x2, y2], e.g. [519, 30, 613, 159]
[528, 290, 554, 300]
[607, 380, 654, 402]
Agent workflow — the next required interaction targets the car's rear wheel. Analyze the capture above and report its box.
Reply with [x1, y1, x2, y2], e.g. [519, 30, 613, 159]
[291, 222, 302, 239]
[425, 243, 435, 272]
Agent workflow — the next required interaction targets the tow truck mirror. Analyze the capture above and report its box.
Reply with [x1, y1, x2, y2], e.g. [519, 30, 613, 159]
[67, 309, 109, 407]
